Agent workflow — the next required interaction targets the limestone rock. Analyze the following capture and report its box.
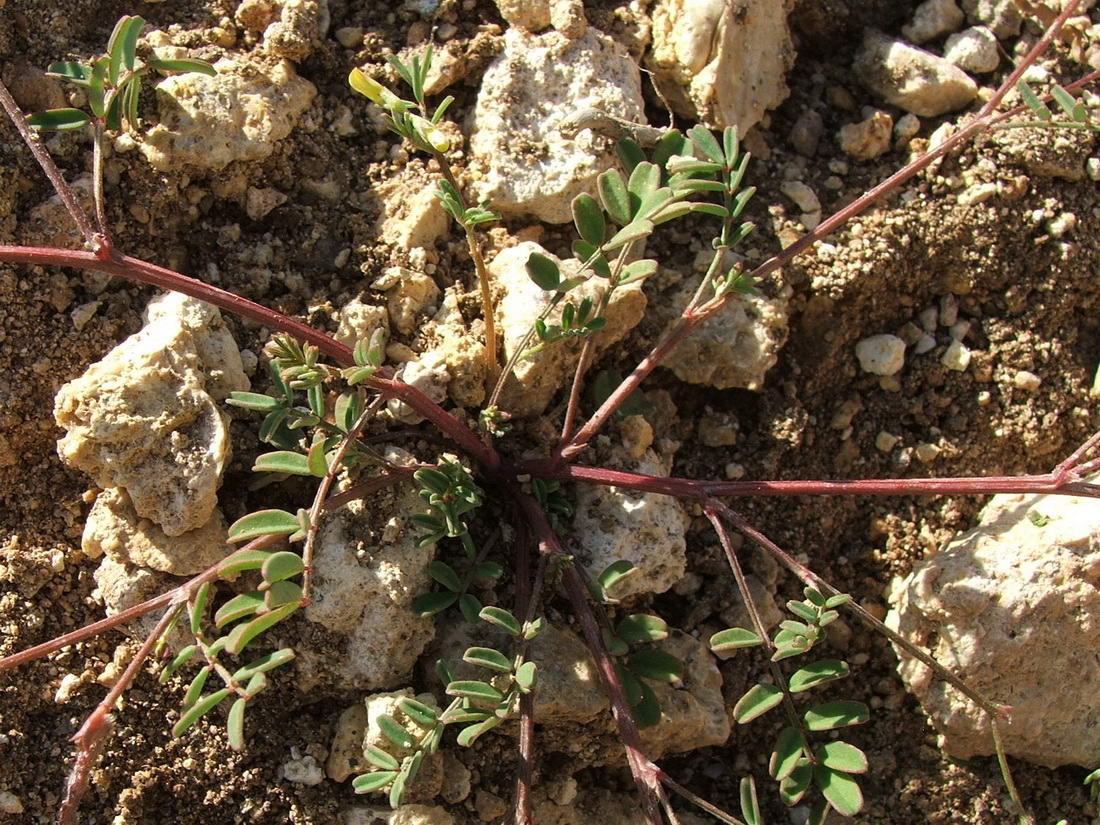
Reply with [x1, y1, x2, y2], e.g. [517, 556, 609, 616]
[82, 487, 229, 576]
[961, 0, 1022, 38]
[297, 488, 436, 692]
[256, 0, 329, 61]
[888, 479, 1100, 767]
[92, 554, 180, 641]
[571, 450, 690, 599]
[141, 55, 316, 172]
[379, 269, 441, 335]
[343, 805, 453, 825]
[853, 31, 978, 117]
[661, 278, 788, 391]
[467, 28, 644, 223]
[647, 0, 795, 133]
[335, 296, 390, 350]
[424, 289, 488, 408]
[944, 26, 999, 73]
[54, 292, 247, 536]
[387, 350, 450, 425]
[494, 0, 551, 31]
[855, 334, 906, 376]
[492, 242, 646, 416]
[902, 0, 965, 44]
[327, 703, 370, 782]
[839, 109, 894, 161]
[374, 170, 449, 252]
[19, 175, 94, 249]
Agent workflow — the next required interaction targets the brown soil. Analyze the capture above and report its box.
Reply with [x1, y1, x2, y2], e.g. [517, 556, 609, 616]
[1, 1, 1098, 824]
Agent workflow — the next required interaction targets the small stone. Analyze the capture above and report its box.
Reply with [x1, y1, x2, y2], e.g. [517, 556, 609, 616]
[0, 791, 23, 814]
[1087, 158, 1100, 181]
[838, 110, 893, 161]
[902, 0, 965, 44]
[246, 186, 288, 220]
[335, 297, 390, 349]
[619, 414, 654, 459]
[961, 0, 1022, 39]
[54, 672, 83, 703]
[876, 431, 900, 452]
[476, 791, 509, 822]
[939, 294, 958, 326]
[830, 398, 862, 430]
[855, 334, 906, 376]
[1046, 212, 1077, 238]
[915, 442, 941, 463]
[854, 31, 978, 117]
[698, 410, 739, 447]
[70, 300, 101, 331]
[957, 181, 998, 205]
[941, 339, 971, 371]
[790, 109, 824, 156]
[494, 0, 551, 31]
[283, 754, 324, 785]
[894, 112, 921, 142]
[334, 26, 363, 48]
[780, 180, 820, 214]
[1013, 370, 1042, 391]
[944, 26, 999, 73]
[724, 462, 745, 479]
[950, 320, 971, 341]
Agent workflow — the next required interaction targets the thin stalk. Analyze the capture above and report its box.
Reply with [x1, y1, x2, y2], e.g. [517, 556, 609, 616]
[59, 601, 184, 825]
[319, 466, 417, 512]
[992, 718, 1035, 825]
[558, 0, 1085, 459]
[90, 122, 112, 249]
[656, 773, 747, 825]
[0, 78, 103, 253]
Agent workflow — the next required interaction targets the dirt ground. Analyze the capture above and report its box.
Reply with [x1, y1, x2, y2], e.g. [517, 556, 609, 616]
[1, 0, 1099, 823]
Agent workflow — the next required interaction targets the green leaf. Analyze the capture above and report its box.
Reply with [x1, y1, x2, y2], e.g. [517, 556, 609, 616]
[215, 591, 264, 629]
[615, 614, 668, 645]
[526, 252, 561, 291]
[353, 770, 397, 794]
[627, 161, 661, 212]
[474, 561, 503, 582]
[779, 758, 813, 806]
[228, 509, 300, 542]
[804, 586, 826, 606]
[573, 240, 611, 277]
[770, 726, 805, 781]
[463, 646, 512, 674]
[159, 644, 197, 684]
[227, 697, 247, 751]
[173, 688, 230, 737]
[261, 551, 305, 584]
[616, 138, 645, 174]
[479, 606, 520, 636]
[515, 660, 537, 692]
[817, 740, 868, 774]
[722, 126, 740, 166]
[263, 579, 302, 609]
[1017, 80, 1052, 119]
[47, 61, 92, 83]
[632, 678, 661, 728]
[306, 441, 329, 477]
[803, 700, 870, 731]
[739, 777, 761, 825]
[226, 602, 298, 655]
[88, 58, 107, 118]
[709, 627, 763, 652]
[597, 168, 631, 225]
[446, 680, 504, 703]
[218, 549, 273, 578]
[689, 203, 730, 219]
[389, 767, 409, 807]
[458, 593, 482, 624]
[604, 219, 654, 252]
[456, 715, 502, 746]
[626, 649, 682, 683]
[397, 698, 439, 727]
[807, 797, 830, 825]
[182, 667, 211, 710]
[786, 600, 819, 622]
[428, 560, 461, 592]
[124, 77, 141, 130]
[378, 714, 416, 750]
[231, 648, 295, 683]
[253, 451, 311, 475]
[189, 582, 211, 636]
[146, 57, 217, 76]
[789, 659, 851, 693]
[365, 744, 400, 771]
[242, 672, 268, 699]
[25, 108, 90, 131]
[597, 560, 636, 598]
[814, 765, 864, 815]
[824, 593, 851, 609]
[689, 125, 725, 163]
[1050, 84, 1079, 119]
[619, 259, 657, 285]
[411, 590, 458, 616]
[334, 393, 360, 434]
[733, 682, 783, 723]
[572, 193, 606, 245]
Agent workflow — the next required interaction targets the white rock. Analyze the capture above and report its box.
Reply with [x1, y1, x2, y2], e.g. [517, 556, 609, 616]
[493, 0, 551, 31]
[853, 31, 978, 117]
[492, 241, 646, 416]
[0, 791, 23, 814]
[902, 0, 965, 44]
[572, 450, 690, 598]
[93, 554, 180, 641]
[82, 487, 229, 575]
[661, 278, 788, 391]
[838, 110, 893, 161]
[944, 26, 999, 73]
[283, 754, 324, 785]
[387, 350, 450, 425]
[297, 489, 436, 692]
[961, 0, 1022, 38]
[779, 181, 820, 214]
[258, 0, 329, 62]
[54, 292, 247, 536]
[647, 0, 794, 133]
[382, 269, 441, 335]
[335, 297, 389, 349]
[373, 170, 449, 252]
[141, 55, 316, 172]
[888, 478, 1100, 767]
[327, 703, 369, 781]
[941, 339, 971, 371]
[1013, 369, 1042, 391]
[855, 334, 906, 376]
[468, 27, 644, 223]
[423, 290, 488, 408]
[344, 805, 454, 825]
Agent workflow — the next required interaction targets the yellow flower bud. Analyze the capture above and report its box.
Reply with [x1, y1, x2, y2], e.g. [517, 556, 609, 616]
[411, 115, 450, 152]
[348, 68, 384, 104]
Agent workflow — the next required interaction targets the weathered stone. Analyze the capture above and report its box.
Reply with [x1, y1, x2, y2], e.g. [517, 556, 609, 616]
[424, 289, 488, 408]
[855, 334, 906, 376]
[468, 28, 644, 223]
[661, 278, 788, 391]
[944, 26, 999, 73]
[82, 487, 228, 575]
[258, 0, 329, 61]
[838, 109, 893, 161]
[853, 31, 978, 117]
[335, 296, 390, 350]
[888, 478, 1100, 767]
[326, 703, 369, 782]
[54, 292, 247, 536]
[387, 350, 450, 425]
[961, 0, 1022, 38]
[380, 269, 441, 335]
[343, 805, 454, 825]
[902, 0, 965, 44]
[492, 242, 646, 416]
[374, 170, 450, 252]
[141, 55, 316, 172]
[647, 0, 795, 133]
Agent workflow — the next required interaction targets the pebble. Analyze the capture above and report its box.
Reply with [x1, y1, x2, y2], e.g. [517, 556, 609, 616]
[334, 26, 363, 48]
[838, 109, 893, 160]
[944, 26, 999, 73]
[941, 339, 971, 371]
[950, 320, 971, 341]
[283, 754, 324, 785]
[939, 294, 958, 326]
[916, 442, 942, 463]
[879, 375, 902, 392]
[831, 399, 863, 430]
[70, 300, 101, 332]
[876, 431, 901, 452]
[54, 673, 82, 703]
[780, 180, 820, 214]
[902, 0, 965, 44]
[962, 0, 1022, 39]
[919, 307, 938, 331]
[725, 462, 746, 479]
[1013, 370, 1042, 391]
[894, 113, 921, 144]
[790, 109, 824, 156]
[1047, 212, 1077, 238]
[957, 181, 998, 205]
[1088, 158, 1100, 181]
[854, 31, 977, 117]
[855, 334, 906, 376]
[0, 791, 23, 814]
